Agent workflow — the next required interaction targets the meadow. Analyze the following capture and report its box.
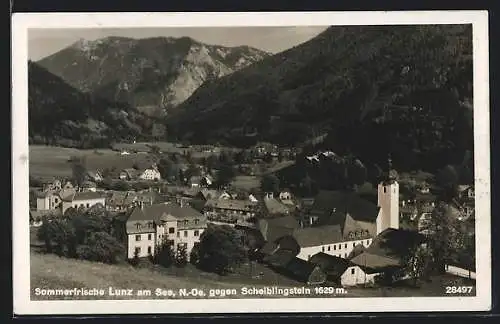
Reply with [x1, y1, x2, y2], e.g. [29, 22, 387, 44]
[230, 176, 261, 191]
[29, 145, 156, 180]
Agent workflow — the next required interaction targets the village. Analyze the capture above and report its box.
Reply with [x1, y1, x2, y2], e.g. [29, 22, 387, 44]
[29, 141, 476, 291]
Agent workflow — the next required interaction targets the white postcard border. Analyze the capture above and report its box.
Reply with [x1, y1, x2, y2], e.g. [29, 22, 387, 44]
[12, 11, 491, 315]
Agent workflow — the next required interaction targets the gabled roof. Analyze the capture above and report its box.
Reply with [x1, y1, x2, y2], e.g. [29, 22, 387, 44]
[263, 249, 296, 268]
[291, 225, 343, 247]
[258, 215, 300, 242]
[121, 168, 139, 178]
[62, 191, 104, 202]
[259, 241, 279, 256]
[284, 257, 321, 282]
[365, 227, 426, 260]
[127, 202, 203, 223]
[206, 199, 258, 212]
[264, 198, 290, 215]
[310, 190, 380, 225]
[350, 228, 426, 271]
[349, 252, 401, 272]
[309, 252, 352, 276]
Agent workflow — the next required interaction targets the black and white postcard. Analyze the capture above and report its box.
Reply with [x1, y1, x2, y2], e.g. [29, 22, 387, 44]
[12, 11, 491, 314]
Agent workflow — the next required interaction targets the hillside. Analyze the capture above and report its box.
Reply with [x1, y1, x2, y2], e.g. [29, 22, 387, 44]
[30, 251, 248, 300]
[36, 36, 269, 116]
[168, 25, 474, 172]
[28, 61, 165, 148]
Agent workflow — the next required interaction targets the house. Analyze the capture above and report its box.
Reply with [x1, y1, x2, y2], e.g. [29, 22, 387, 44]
[119, 168, 139, 181]
[106, 191, 129, 212]
[282, 257, 327, 285]
[189, 175, 213, 188]
[139, 165, 161, 181]
[349, 227, 426, 278]
[279, 190, 293, 201]
[36, 190, 62, 211]
[60, 191, 106, 214]
[457, 184, 474, 201]
[277, 224, 374, 261]
[125, 202, 207, 260]
[309, 252, 379, 286]
[204, 199, 259, 224]
[107, 190, 160, 213]
[86, 170, 103, 182]
[42, 179, 62, 192]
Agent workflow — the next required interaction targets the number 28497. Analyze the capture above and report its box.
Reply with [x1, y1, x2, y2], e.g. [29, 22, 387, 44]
[445, 286, 474, 294]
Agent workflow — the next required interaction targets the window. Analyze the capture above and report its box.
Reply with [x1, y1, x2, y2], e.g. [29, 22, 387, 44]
[148, 234, 152, 240]
[55, 198, 59, 203]
[353, 243, 356, 247]
[177, 231, 180, 238]
[169, 227, 175, 234]
[321, 246, 325, 252]
[344, 244, 347, 248]
[184, 231, 188, 237]
[366, 240, 370, 245]
[135, 235, 141, 241]
[334, 245, 337, 251]
[327, 246, 331, 251]
[136, 223, 141, 230]
[194, 230, 199, 237]
[147, 246, 152, 254]
[86, 203, 90, 208]
[308, 255, 311, 260]
[194, 219, 199, 225]
[344, 253, 347, 258]
[383, 187, 387, 193]
[351, 268, 355, 275]
[135, 247, 141, 254]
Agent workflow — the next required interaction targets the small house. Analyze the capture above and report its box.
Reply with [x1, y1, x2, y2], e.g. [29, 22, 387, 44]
[120, 168, 139, 181]
[309, 252, 379, 286]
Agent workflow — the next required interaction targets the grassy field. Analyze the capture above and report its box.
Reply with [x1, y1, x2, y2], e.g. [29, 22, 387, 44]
[29, 145, 156, 180]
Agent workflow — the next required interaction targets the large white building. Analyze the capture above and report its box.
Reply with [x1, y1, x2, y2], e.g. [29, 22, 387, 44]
[125, 202, 207, 259]
[61, 191, 106, 214]
[36, 180, 105, 214]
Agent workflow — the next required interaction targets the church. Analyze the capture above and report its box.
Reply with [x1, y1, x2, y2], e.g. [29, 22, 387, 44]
[261, 156, 402, 261]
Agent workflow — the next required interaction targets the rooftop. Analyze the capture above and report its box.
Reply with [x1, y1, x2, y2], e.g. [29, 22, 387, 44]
[310, 190, 380, 225]
[291, 225, 344, 247]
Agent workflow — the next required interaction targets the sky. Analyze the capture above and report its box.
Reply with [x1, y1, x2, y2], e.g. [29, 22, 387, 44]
[28, 26, 328, 61]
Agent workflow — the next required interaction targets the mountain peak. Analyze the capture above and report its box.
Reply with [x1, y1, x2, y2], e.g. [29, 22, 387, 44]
[37, 35, 270, 114]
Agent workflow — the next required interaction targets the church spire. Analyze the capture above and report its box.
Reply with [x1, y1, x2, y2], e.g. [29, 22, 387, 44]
[384, 153, 397, 183]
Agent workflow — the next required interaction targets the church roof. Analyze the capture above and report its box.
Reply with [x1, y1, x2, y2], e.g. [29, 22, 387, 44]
[309, 190, 380, 226]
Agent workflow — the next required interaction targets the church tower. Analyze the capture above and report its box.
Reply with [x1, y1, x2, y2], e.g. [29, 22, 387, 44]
[376, 155, 400, 235]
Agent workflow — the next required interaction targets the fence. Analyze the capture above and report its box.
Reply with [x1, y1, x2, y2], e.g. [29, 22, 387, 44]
[445, 265, 476, 280]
